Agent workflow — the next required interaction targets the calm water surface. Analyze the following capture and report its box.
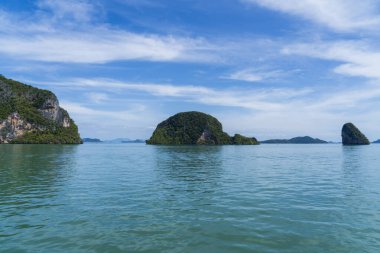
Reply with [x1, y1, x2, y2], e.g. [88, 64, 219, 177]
[1, 144, 379, 253]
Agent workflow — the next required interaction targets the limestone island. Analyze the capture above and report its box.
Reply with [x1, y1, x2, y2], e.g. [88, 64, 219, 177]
[146, 111, 259, 145]
[0, 75, 82, 144]
[341, 123, 370, 145]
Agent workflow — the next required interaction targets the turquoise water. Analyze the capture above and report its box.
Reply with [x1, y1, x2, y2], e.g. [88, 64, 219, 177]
[1, 144, 379, 253]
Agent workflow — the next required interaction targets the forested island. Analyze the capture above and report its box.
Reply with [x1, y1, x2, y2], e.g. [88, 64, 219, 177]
[0, 75, 81, 144]
[146, 111, 258, 145]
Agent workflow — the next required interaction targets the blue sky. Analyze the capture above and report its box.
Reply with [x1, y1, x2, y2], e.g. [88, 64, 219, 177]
[1, 0, 380, 141]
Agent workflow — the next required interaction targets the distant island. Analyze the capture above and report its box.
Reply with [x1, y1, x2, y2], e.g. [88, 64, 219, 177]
[121, 139, 145, 143]
[373, 140, 380, 144]
[146, 111, 258, 145]
[261, 136, 328, 144]
[82, 138, 145, 143]
[82, 138, 102, 143]
[0, 75, 81, 144]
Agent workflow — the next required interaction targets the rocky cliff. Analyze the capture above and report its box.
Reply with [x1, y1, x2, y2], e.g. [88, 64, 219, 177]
[146, 111, 259, 145]
[341, 123, 370, 145]
[0, 75, 82, 144]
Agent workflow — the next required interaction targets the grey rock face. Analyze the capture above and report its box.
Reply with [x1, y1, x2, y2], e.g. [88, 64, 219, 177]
[38, 98, 71, 128]
[0, 96, 71, 143]
[0, 113, 44, 143]
[342, 123, 370, 145]
[0, 75, 79, 143]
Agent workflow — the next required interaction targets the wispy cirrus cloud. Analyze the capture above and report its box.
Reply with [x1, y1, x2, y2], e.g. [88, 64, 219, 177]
[86, 92, 109, 103]
[243, 0, 380, 32]
[0, 31, 214, 63]
[59, 101, 159, 139]
[223, 68, 288, 82]
[37, 0, 97, 22]
[0, 1, 217, 64]
[115, 0, 161, 8]
[224, 69, 265, 82]
[282, 40, 380, 80]
[43, 78, 312, 111]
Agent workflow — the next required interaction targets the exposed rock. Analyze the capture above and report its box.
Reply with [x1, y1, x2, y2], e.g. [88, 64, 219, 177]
[0, 75, 81, 144]
[341, 123, 370, 145]
[0, 113, 35, 143]
[146, 111, 259, 145]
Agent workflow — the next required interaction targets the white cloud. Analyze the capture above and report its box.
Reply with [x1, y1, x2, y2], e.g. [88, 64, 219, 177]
[0, 30, 214, 63]
[60, 101, 144, 119]
[45, 77, 380, 113]
[283, 40, 380, 80]
[243, 0, 380, 32]
[224, 68, 288, 82]
[116, 0, 161, 8]
[48, 78, 312, 111]
[225, 69, 263, 82]
[0, 2, 217, 64]
[60, 101, 159, 139]
[37, 0, 96, 22]
[86, 92, 109, 103]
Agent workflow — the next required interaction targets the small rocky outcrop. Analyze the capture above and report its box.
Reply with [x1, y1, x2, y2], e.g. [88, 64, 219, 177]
[0, 75, 81, 144]
[341, 123, 370, 145]
[146, 111, 259, 145]
[232, 134, 258, 145]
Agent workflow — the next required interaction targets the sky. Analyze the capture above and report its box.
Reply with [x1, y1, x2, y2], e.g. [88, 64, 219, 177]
[1, 0, 380, 141]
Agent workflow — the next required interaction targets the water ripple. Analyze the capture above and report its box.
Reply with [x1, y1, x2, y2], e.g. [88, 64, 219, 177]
[1, 144, 380, 252]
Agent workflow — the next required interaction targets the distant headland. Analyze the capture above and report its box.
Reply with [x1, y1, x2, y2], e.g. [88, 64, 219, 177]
[82, 138, 145, 143]
[82, 138, 102, 143]
[261, 136, 328, 144]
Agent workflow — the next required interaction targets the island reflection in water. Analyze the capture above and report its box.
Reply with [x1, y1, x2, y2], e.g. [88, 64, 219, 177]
[0, 144, 380, 253]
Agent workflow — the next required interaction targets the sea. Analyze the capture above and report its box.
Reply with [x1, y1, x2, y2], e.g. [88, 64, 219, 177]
[1, 144, 379, 253]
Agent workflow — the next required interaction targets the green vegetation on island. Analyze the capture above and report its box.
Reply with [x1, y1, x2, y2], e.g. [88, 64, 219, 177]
[261, 136, 328, 144]
[341, 123, 370, 145]
[146, 111, 259, 145]
[82, 138, 103, 143]
[232, 134, 259, 145]
[0, 75, 82, 144]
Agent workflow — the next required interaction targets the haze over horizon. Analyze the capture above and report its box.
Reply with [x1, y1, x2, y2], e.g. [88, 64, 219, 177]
[1, 0, 380, 141]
